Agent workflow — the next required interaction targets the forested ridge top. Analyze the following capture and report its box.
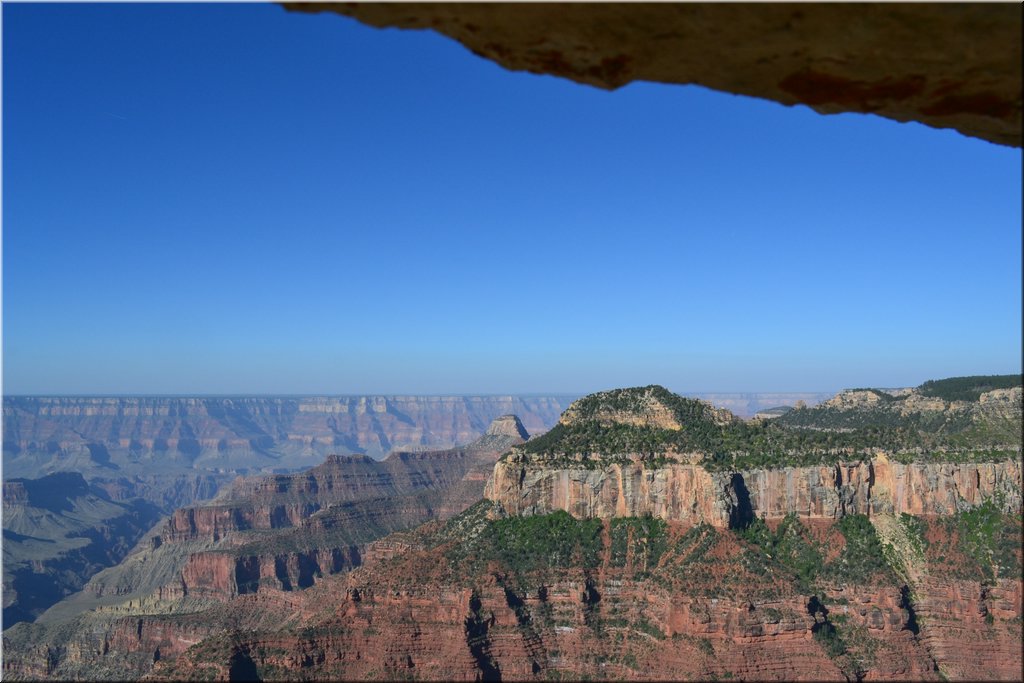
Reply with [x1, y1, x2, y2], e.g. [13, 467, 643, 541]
[517, 376, 1021, 470]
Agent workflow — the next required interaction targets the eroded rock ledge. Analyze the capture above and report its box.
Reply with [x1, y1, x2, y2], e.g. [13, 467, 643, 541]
[285, 3, 1022, 147]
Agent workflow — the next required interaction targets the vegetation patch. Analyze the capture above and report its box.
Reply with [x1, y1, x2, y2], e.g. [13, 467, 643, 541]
[923, 501, 1023, 582]
[737, 514, 823, 592]
[918, 375, 1022, 403]
[823, 515, 897, 585]
[443, 509, 603, 581]
[516, 379, 1020, 471]
[735, 513, 896, 593]
[609, 515, 668, 575]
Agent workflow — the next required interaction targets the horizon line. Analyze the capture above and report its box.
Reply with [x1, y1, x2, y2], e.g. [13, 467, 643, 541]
[1, 389, 843, 399]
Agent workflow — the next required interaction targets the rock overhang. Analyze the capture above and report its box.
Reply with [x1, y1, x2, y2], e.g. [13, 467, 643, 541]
[283, 3, 1022, 148]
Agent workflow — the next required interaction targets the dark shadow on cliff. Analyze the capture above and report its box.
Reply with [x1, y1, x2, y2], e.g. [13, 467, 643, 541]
[228, 649, 261, 682]
[729, 473, 754, 529]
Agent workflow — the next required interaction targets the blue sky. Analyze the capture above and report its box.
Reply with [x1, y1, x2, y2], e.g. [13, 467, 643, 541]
[3, 3, 1021, 395]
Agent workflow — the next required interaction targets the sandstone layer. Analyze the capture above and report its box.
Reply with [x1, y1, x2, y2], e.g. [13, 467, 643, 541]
[486, 454, 1023, 527]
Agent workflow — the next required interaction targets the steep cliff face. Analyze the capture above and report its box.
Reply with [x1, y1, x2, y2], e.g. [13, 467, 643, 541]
[11, 499, 1018, 682]
[487, 455, 1023, 526]
[487, 456, 728, 522]
[489, 382, 1022, 526]
[33, 416, 530, 619]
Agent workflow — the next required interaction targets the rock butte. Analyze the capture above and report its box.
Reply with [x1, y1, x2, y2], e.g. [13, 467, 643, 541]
[285, 3, 1022, 147]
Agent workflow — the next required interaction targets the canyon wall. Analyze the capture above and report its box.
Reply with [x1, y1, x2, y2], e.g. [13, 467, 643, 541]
[56, 417, 529, 612]
[2, 395, 572, 477]
[486, 454, 1023, 525]
[12, 506, 1018, 682]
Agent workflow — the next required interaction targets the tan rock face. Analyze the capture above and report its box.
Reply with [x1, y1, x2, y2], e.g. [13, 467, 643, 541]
[821, 389, 886, 411]
[486, 454, 1023, 526]
[898, 393, 955, 415]
[486, 457, 729, 523]
[288, 3, 1022, 147]
[559, 388, 683, 430]
[979, 386, 1024, 419]
[486, 414, 530, 439]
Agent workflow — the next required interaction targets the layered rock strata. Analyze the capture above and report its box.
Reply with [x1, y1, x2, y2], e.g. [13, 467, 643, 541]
[4, 382, 1021, 681]
[46, 417, 530, 612]
[486, 455, 1023, 526]
[2, 395, 571, 474]
[10, 503, 1017, 681]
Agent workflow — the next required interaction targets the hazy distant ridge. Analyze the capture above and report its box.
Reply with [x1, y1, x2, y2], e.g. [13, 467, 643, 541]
[1, 395, 575, 478]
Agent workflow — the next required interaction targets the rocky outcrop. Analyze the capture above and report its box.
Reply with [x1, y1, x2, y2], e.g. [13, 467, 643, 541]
[821, 389, 890, 410]
[486, 454, 1023, 526]
[469, 414, 530, 451]
[288, 3, 1022, 147]
[979, 386, 1024, 419]
[487, 414, 530, 439]
[487, 382, 1022, 525]
[175, 545, 362, 599]
[559, 389, 685, 430]
[810, 385, 1020, 421]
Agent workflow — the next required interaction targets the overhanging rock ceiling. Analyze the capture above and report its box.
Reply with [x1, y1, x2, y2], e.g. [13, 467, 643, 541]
[284, 3, 1022, 147]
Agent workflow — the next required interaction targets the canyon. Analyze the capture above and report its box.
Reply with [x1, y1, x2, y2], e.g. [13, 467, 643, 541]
[1, 395, 568, 625]
[1, 392, 822, 632]
[2, 395, 574, 476]
[2, 379, 1020, 680]
[3, 393, 825, 481]
[5, 416, 528, 630]
[2, 473, 164, 626]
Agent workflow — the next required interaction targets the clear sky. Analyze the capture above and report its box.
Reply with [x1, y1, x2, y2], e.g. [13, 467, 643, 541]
[3, 3, 1021, 395]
